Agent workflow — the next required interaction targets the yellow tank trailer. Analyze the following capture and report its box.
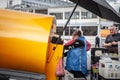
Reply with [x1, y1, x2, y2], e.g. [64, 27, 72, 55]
[0, 9, 63, 80]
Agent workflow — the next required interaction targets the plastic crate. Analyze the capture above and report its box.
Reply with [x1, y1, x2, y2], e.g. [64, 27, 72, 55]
[99, 60, 120, 79]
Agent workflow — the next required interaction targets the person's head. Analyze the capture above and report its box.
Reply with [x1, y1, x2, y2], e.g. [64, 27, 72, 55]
[72, 29, 83, 40]
[109, 26, 117, 35]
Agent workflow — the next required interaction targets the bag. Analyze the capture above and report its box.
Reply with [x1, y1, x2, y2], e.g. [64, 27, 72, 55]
[56, 58, 65, 76]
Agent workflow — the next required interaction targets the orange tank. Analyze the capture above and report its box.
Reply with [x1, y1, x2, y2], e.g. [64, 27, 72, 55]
[0, 9, 63, 80]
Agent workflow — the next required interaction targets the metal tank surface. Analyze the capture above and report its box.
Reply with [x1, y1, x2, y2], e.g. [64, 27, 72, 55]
[0, 9, 64, 80]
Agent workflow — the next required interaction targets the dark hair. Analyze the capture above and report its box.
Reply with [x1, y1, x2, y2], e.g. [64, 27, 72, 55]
[72, 30, 82, 37]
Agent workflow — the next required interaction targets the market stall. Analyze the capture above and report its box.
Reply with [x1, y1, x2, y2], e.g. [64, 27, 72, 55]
[91, 44, 120, 80]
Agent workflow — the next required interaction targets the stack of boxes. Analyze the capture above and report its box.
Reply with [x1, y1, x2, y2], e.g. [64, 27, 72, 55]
[99, 60, 120, 79]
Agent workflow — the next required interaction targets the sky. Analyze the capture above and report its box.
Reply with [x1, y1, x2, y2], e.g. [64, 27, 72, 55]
[106, 0, 120, 12]
[107, 0, 120, 2]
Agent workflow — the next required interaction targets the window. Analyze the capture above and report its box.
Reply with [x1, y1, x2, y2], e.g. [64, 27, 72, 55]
[56, 27, 63, 35]
[35, 10, 48, 14]
[9, 0, 13, 6]
[50, 13, 63, 19]
[64, 26, 79, 36]
[92, 13, 97, 18]
[81, 26, 97, 36]
[81, 11, 97, 19]
[65, 12, 79, 19]
[29, 9, 33, 12]
[81, 12, 87, 19]
[22, 1, 25, 5]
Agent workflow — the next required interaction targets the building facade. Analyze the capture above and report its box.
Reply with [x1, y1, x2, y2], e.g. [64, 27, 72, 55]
[48, 6, 114, 45]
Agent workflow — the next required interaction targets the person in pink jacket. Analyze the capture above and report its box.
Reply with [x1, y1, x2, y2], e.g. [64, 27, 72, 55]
[64, 30, 91, 52]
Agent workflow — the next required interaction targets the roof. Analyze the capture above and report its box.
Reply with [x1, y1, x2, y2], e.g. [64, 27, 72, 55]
[8, 0, 74, 10]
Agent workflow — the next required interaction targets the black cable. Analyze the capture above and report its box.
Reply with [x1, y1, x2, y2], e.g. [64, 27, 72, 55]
[59, 0, 80, 39]
[47, 0, 80, 63]
[55, 0, 80, 46]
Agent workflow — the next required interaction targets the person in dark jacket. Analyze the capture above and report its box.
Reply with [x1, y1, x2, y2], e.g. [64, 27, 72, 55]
[95, 35, 100, 48]
[103, 26, 120, 53]
[104, 26, 120, 47]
